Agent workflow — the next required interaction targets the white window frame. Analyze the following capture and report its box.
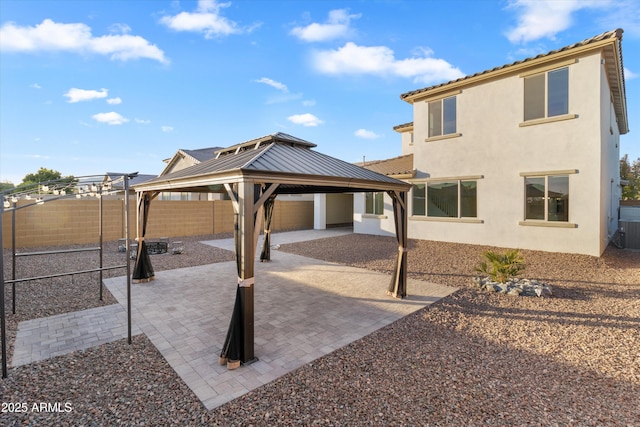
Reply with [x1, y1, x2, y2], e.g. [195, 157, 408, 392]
[410, 176, 483, 223]
[428, 95, 457, 138]
[520, 61, 578, 127]
[519, 169, 578, 228]
[365, 192, 385, 216]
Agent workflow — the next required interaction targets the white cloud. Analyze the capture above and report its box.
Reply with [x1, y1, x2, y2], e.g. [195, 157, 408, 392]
[302, 99, 316, 107]
[255, 77, 288, 92]
[312, 42, 464, 85]
[30, 83, 41, 89]
[92, 112, 129, 125]
[596, 2, 640, 38]
[355, 129, 382, 139]
[108, 23, 131, 34]
[106, 97, 122, 105]
[290, 9, 361, 42]
[161, 126, 174, 132]
[287, 113, 323, 127]
[624, 67, 638, 80]
[505, 0, 612, 44]
[64, 88, 108, 103]
[0, 19, 168, 63]
[135, 118, 151, 124]
[160, 0, 249, 38]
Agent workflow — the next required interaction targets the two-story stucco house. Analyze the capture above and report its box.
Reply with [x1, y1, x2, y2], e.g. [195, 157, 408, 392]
[355, 29, 629, 256]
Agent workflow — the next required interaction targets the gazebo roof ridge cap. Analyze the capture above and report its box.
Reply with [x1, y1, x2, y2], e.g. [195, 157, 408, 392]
[239, 142, 276, 171]
[214, 132, 316, 158]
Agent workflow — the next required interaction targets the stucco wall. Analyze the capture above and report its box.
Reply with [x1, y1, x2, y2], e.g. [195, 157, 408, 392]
[599, 55, 623, 253]
[367, 50, 617, 256]
[353, 192, 396, 236]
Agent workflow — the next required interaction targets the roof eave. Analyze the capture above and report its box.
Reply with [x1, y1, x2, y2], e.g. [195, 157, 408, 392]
[133, 168, 411, 194]
[393, 122, 414, 133]
[241, 170, 412, 192]
[390, 171, 417, 180]
[133, 169, 244, 193]
[401, 36, 620, 104]
[611, 38, 629, 134]
[159, 151, 187, 176]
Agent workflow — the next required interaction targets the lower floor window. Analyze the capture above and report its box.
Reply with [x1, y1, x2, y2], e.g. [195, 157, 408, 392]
[412, 180, 477, 218]
[525, 175, 569, 221]
[160, 192, 190, 201]
[365, 192, 384, 215]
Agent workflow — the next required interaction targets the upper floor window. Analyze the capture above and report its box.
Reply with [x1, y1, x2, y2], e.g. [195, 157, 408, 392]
[412, 180, 477, 218]
[428, 96, 457, 137]
[524, 67, 569, 121]
[365, 192, 384, 215]
[524, 175, 569, 222]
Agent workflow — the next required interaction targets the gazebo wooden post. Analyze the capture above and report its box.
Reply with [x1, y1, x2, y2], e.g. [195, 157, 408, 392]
[237, 180, 256, 363]
[387, 190, 409, 298]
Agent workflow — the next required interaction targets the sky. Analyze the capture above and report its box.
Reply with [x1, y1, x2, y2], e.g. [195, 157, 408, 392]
[0, 0, 638, 185]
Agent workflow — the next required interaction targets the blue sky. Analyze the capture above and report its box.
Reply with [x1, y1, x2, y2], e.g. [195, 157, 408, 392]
[1, 0, 638, 185]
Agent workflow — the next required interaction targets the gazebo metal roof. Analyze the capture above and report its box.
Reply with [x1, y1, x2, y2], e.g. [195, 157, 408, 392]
[134, 132, 409, 194]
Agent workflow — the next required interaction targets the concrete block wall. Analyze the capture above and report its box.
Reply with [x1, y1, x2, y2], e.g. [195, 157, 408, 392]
[272, 200, 314, 231]
[213, 200, 235, 234]
[2, 197, 313, 249]
[145, 200, 214, 238]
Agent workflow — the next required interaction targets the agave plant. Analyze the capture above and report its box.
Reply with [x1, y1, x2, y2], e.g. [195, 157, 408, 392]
[475, 249, 525, 283]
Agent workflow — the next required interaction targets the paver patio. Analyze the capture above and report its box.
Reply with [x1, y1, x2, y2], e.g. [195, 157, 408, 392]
[11, 230, 457, 410]
[104, 251, 456, 408]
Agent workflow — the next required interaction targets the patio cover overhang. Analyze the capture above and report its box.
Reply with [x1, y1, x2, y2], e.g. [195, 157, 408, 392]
[131, 133, 411, 368]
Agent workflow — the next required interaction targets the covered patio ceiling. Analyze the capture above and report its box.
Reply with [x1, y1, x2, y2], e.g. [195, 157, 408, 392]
[131, 132, 411, 369]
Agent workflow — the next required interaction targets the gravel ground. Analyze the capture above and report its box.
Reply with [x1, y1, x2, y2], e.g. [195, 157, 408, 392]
[1, 232, 639, 426]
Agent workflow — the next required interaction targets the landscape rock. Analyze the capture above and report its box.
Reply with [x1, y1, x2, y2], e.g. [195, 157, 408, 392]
[475, 276, 553, 297]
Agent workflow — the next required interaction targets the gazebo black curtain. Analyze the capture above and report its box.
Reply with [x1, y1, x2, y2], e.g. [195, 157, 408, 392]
[260, 194, 277, 262]
[219, 209, 244, 370]
[387, 191, 408, 298]
[132, 192, 155, 282]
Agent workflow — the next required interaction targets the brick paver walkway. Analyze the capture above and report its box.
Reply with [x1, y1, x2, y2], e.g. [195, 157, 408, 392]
[11, 304, 142, 367]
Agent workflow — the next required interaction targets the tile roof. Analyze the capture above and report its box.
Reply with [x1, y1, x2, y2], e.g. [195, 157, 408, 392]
[401, 29, 624, 101]
[357, 154, 415, 178]
[399, 29, 628, 134]
[393, 122, 414, 132]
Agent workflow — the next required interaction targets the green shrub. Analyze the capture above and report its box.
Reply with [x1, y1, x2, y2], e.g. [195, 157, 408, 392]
[475, 249, 525, 283]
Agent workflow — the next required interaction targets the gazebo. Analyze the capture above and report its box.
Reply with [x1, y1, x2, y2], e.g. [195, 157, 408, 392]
[131, 133, 411, 369]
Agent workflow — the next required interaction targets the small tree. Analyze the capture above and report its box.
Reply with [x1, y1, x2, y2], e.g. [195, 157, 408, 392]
[0, 181, 15, 192]
[475, 249, 525, 283]
[18, 167, 76, 193]
[20, 167, 63, 187]
[621, 154, 640, 200]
